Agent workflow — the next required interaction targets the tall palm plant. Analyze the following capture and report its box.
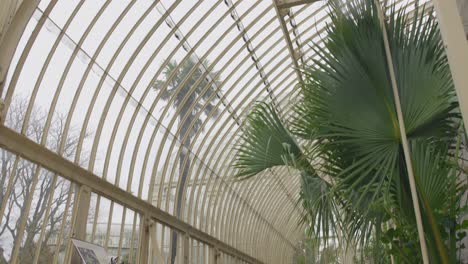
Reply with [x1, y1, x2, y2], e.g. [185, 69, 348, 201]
[153, 57, 219, 264]
[234, 1, 467, 263]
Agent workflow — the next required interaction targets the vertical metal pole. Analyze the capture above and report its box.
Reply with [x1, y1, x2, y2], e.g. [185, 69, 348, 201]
[149, 220, 165, 263]
[33, 173, 60, 263]
[183, 233, 190, 264]
[52, 184, 74, 264]
[71, 185, 91, 264]
[73, 185, 91, 239]
[210, 247, 220, 264]
[139, 216, 150, 264]
[10, 166, 41, 264]
[433, 0, 468, 131]
[373, 1, 430, 263]
[216, 248, 221, 264]
[210, 246, 215, 264]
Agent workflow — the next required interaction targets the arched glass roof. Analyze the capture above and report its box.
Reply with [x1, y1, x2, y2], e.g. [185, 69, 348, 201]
[0, 0, 458, 263]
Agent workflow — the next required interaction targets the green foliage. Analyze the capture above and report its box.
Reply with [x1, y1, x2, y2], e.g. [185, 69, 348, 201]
[318, 246, 341, 264]
[233, 0, 468, 262]
[234, 102, 306, 179]
[353, 237, 392, 264]
[233, 103, 340, 245]
[294, 238, 341, 264]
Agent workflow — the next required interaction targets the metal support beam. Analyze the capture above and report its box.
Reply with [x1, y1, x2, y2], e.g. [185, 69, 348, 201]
[72, 185, 91, 239]
[139, 216, 150, 264]
[457, 0, 468, 38]
[374, 1, 429, 262]
[211, 247, 221, 264]
[273, 1, 304, 83]
[183, 233, 190, 264]
[433, 0, 468, 132]
[0, 125, 262, 264]
[0, 0, 39, 100]
[71, 185, 91, 264]
[276, 0, 318, 9]
[0, 99, 5, 130]
[149, 220, 165, 263]
[0, 0, 23, 42]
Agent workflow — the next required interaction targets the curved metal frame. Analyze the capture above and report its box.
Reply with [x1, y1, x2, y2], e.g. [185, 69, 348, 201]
[0, 0, 446, 263]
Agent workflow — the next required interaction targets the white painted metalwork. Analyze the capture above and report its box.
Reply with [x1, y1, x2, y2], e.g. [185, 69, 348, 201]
[0, 0, 464, 263]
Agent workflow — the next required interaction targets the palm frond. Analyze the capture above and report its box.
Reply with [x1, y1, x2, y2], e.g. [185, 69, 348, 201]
[233, 102, 310, 179]
[233, 0, 464, 261]
[300, 171, 341, 248]
[292, 0, 460, 257]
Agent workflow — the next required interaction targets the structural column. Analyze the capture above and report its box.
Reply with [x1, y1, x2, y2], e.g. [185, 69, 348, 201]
[433, 0, 468, 130]
[374, 1, 430, 262]
[71, 185, 91, 264]
[149, 220, 165, 263]
[139, 216, 151, 264]
[183, 233, 190, 264]
[210, 247, 221, 264]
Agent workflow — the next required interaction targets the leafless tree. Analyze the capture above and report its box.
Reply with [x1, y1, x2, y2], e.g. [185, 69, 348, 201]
[0, 97, 91, 263]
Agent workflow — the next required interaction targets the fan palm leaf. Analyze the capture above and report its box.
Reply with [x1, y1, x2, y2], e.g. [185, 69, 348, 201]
[233, 102, 344, 245]
[290, 0, 460, 261]
[233, 0, 466, 262]
[234, 102, 310, 178]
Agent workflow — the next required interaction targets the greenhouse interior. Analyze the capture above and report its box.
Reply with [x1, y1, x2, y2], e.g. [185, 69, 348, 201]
[0, 0, 468, 263]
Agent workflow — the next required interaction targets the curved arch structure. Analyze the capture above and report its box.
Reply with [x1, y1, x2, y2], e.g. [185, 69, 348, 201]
[0, 0, 464, 263]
